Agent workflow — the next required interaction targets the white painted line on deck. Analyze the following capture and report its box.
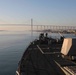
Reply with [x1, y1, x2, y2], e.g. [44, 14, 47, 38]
[16, 71, 20, 75]
[37, 45, 44, 54]
[54, 60, 71, 75]
[63, 67, 75, 75]
[44, 52, 60, 54]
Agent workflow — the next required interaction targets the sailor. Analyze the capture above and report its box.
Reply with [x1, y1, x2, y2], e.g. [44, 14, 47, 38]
[39, 33, 44, 40]
[45, 33, 48, 38]
[45, 33, 49, 44]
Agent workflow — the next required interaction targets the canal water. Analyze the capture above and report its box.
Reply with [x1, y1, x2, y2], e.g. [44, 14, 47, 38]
[0, 31, 75, 75]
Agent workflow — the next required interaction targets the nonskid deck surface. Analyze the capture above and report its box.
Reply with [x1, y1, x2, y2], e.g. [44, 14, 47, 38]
[19, 41, 76, 75]
[21, 45, 64, 75]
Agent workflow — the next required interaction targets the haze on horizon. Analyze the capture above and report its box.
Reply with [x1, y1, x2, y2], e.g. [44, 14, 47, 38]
[0, 0, 76, 29]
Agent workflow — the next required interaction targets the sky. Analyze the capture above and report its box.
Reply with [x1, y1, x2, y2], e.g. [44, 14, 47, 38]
[0, 0, 76, 26]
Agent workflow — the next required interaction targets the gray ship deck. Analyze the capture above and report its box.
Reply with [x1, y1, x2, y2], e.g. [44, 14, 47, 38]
[18, 40, 76, 75]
